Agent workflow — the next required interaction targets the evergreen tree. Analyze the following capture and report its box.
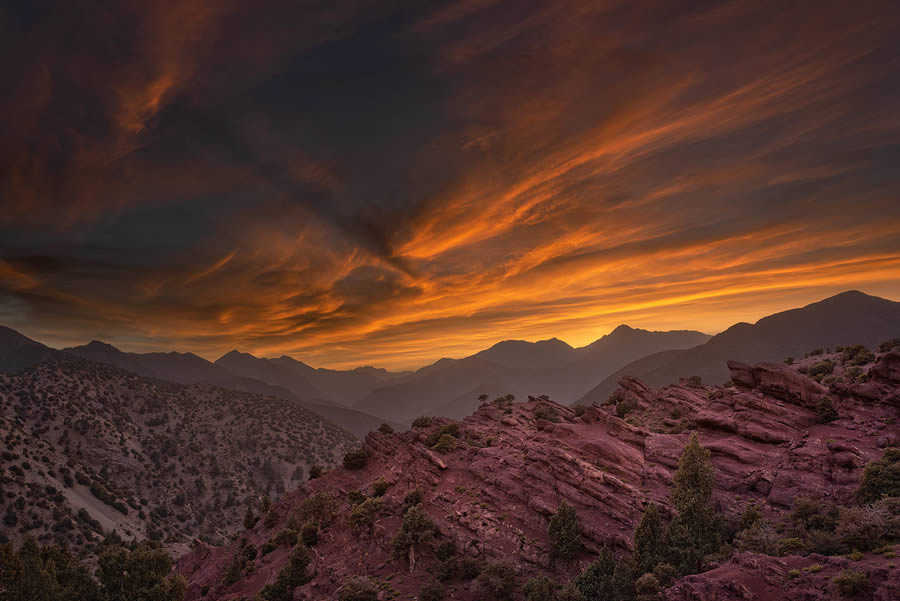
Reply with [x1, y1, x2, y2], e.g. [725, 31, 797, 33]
[548, 501, 582, 563]
[632, 504, 664, 577]
[575, 546, 618, 601]
[666, 432, 721, 574]
[261, 544, 311, 601]
[391, 504, 436, 571]
[96, 543, 185, 601]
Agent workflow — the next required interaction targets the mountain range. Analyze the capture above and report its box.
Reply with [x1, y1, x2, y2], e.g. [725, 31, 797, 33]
[2, 290, 899, 429]
[576, 290, 900, 405]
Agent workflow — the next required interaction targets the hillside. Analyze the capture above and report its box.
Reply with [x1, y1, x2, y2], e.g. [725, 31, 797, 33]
[0, 326, 61, 374]
[177, 347, 900, 601]
[62, 340, 391, 439]
[354, 326, 709, 422]
[214, 351, 407, 407]
[576, 290, 900, 405]
[0, 358, 358, 555]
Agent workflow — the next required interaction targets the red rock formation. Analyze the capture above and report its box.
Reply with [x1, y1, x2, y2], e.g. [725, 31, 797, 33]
[178, 353, 900, 601]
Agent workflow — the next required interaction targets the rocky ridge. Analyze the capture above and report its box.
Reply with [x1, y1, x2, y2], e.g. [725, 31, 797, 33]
[177, 350, 900, 601]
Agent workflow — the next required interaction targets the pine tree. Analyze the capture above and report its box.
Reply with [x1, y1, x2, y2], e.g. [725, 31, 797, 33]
[548, 501, 582, 563]
[575, 546, 618, 600]
[632, 504, 664, 577]
[666, 432, 721, 574]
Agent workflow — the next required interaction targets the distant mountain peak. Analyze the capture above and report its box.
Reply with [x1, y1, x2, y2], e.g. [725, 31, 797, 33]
[219, 349, 256, 361]
[609, 324, 636, 334]
[83, 340, 122, 352]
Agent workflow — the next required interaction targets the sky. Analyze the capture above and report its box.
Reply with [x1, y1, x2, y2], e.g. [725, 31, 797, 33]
[2, 0, 900, 370]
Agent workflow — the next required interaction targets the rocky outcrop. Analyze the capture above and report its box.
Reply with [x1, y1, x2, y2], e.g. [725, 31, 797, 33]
[178, 356, 900, 601]
[727, 360, 829, 408]
[664, 551, 900, 601]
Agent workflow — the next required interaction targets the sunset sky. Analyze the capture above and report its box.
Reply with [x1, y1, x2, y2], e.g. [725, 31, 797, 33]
[2, 0, 900, 370]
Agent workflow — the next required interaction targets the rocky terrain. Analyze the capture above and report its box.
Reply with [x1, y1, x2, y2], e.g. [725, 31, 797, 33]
[0, 358, 358, 556]
[176, 343, 900, 601]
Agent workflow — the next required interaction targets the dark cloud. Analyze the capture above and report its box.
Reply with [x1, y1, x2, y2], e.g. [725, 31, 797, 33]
[1, 0, 899, 368]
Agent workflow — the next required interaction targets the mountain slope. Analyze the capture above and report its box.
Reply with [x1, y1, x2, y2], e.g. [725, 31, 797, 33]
[576, 290, 900, 405]
[0, 326, 61, 373]
[355, 326, 709, 422]
[64, 340, 232, 384]
[0, 358, 357, 554]
[214, 351, 406, 406]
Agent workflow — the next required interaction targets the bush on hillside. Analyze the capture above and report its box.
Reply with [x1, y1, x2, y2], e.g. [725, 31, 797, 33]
[856, 448, 900, 504]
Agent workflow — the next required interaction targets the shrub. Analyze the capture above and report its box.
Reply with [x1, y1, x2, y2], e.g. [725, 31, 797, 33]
[402, 489, 423, 512]
[337, 578, 379, 601]
[300, 522, 318, 546]
[573, 405, 587, 417]
[808, 360, 835, 377]
[296, 492, 337, 527]
[349, 497, 383, 535]
[653, 563, 678, 586]
[523, 575, 557, 601]
[549, 501, 582, 563]
[740, 505, 762, 531]
[836, 505, 890, 551]
[634, 573, 660, 601]
[432, 434, 458, 454]
[348, 490, 367, 506]
[459, 557, 483, 580]
[419, 580, 444, 601]
[260, 544, 311, 601]
[391, 504, 436, 563]
[343, 448, 369, 470]
[425, 423, 460, 447]
[412, 416, 433, 428]
[308, 465, 323, 480]
[777, 537, 807, 556]
[372, 478, 389, 497]
[735, 521, 779, 555]
[534, 406, 560, 423]
[378, 423, 394, 434]
[842, 345, 875, 366]
[477, 562, 517, 600]
[817, 398, 838, 423]
[792, 497, 840, 533]
[615, 398, 639, 418]
[785, 357, 795, 365]
[274, 528, 298, 547]
[856, 448, 900, 504]
[879, 339, 900, 353]
[435, 540, 456, 562]
[833, 569, 869, 597]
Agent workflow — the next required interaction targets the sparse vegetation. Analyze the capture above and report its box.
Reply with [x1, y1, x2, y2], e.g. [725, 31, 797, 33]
[343, 448, 369, 470]
[856, 448, 900, 503]
[833, 569, 869, 597]
[477, 561, 517, 600]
